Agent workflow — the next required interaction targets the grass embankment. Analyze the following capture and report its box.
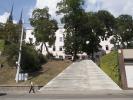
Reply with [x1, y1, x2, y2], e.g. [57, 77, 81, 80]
[0, 40, 4, 51]
[0, 60, 72, 85]
[29, 60, 72, 85]
[100, 51, 121, 86]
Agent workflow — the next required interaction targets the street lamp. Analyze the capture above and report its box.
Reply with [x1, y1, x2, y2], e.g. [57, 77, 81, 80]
[86, 41, 89, 44]
[15, 24, 24, 83]
[85, 41, 90, 59]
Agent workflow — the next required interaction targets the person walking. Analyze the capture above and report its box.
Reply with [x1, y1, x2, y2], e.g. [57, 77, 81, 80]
[29, 81, 35, 93]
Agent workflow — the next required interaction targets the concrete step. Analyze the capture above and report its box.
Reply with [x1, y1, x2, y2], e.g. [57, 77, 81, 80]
[40, 60, 121, 93]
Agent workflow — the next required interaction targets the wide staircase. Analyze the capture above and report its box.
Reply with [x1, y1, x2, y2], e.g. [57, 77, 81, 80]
[40, 60, 121, 93]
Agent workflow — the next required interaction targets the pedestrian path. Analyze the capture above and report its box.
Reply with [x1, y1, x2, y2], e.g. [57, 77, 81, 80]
[40, 60, 121, 93]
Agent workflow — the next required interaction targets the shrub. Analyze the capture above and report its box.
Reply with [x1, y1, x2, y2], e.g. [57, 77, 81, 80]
[38, 53, 47, 64]
[20, 44, 47, 73]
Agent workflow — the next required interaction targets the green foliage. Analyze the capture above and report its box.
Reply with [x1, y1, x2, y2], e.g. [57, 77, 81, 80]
[100, 51, 121, 86]
[57, 0, 84, 14]
[115, 15, 133, 48]
[3, 42, 47, 72]
[57, 0, 116, 61]
[3, 43, 19, 66]
[81, 12, 104, 58]
[30, 8, 58, 54]
[0, 11, 47, 73]
[4, 22, 20, 43]
[57, 0, 85, 60]
[38, 53, 47, 64]
[1, 20, 22, 66]
[20, 44, 47, 73]
[64, 33, 73, 55]
[96, 10, 116, 38]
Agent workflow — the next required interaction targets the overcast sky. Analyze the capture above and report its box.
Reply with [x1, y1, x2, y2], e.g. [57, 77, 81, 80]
[1, 0, 133, 27]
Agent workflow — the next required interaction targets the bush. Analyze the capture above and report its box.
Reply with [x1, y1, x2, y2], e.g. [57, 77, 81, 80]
[38, 53, 47, 64]
[20, 44, 47, 73]
[3, 43, 47, 73]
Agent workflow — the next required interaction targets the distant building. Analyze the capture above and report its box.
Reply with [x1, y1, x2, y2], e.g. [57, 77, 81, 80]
[100, 36, 114, 54]
[25, 25, 114, 59]
[42, 25, 65, 59]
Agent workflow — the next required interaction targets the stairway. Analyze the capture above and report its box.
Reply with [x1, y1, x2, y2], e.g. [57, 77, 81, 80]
[40, 60, 121, 93]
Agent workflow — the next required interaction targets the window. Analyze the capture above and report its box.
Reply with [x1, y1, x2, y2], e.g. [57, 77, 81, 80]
[53, 46, 56, 51]
[59, 37, 63, 42]
[106, 45, 109, 50]
[59, 46, 63, 51]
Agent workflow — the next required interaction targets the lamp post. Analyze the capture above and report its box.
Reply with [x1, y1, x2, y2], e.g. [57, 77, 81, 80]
[15, 24, 24, 83]
[86, 41, 90, 59]
[86, 41, 89, 44]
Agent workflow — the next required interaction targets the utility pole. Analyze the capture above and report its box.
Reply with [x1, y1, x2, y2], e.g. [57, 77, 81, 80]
[15, 24, 24, 83]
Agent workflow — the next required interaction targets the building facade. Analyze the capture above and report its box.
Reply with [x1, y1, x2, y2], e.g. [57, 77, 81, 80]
[42, 26, 65, 59]
[25, 25, 114, 59]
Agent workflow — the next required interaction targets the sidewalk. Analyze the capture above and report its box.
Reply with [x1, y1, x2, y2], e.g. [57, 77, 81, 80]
[0, 85, 42, 94]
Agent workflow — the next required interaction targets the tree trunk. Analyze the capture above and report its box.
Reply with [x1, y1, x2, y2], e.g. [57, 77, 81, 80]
[126, 41, 129, 48]
[91, 49, 95, 62]
[40, 43, 43, 54]
[73, 49, 77, 61]
[44, 43, 50, 56]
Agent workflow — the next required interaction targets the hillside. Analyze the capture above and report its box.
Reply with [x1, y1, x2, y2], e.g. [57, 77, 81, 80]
[100, 51, 121, 86]
[0, 60, 72, 85]
[0, 40, 4, 52]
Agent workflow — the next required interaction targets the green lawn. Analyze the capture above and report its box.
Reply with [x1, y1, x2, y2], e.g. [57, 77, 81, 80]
[100, 51, 121, 86]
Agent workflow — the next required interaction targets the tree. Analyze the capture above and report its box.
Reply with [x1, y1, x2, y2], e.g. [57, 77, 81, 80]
[5, 23, 21, 44]
[81, 11, 116, 60]
[57, 0, 85, 61]
[2, 22, 22, 66]
[81, 12, 104, 60]
[0, 11, 21, 66]
[96, 10, 116, 40]
[115, 15, 133, 48]
[3, 43, 19, 66]
[3, 5, 20, 45]
[30, 8, 58, 56]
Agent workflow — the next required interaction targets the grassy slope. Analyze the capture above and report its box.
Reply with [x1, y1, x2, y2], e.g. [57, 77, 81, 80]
[0, 66, 16, 84]
[100, 51, 121, 86]
[0, 40, 4, 51]
[28, 60, 72, 85]
[0, 60, 72, 85]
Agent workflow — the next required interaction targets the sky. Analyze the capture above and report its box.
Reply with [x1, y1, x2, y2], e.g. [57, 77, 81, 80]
[1, 0, 133, 28]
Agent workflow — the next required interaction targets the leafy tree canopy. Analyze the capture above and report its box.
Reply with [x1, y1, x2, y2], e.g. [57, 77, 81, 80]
[30, 8, 58, 54]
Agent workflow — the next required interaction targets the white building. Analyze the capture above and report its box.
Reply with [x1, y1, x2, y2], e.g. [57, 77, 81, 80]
[25, 29, 36, 43]
[25, 25, 114, 59]
[100, 36, 114, 54]
[25, 25, 66, 59]
[42, 26, 65, 59]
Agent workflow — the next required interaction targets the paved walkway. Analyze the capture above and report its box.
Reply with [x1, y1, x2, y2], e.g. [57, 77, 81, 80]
[40, 60, 121, 93]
